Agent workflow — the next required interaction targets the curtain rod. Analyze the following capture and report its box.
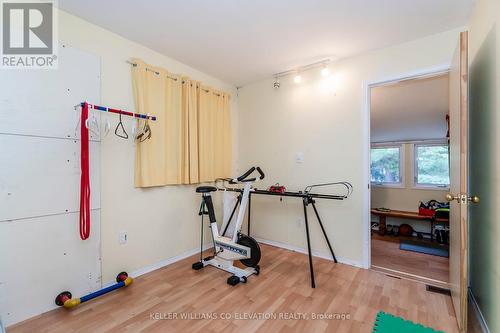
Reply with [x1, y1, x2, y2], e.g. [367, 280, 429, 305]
[126, 61, 224, 97]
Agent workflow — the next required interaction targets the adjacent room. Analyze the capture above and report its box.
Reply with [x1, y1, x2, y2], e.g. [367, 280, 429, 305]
[370, 74, 451, 286]
[0, 1, 498, 333]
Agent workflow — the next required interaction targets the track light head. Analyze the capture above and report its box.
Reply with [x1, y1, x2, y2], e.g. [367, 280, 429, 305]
[273, 77, 280, 89]
[294, 74, 302, 84]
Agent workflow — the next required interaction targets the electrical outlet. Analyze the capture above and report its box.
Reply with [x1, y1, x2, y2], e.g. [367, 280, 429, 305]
[118, 232, 127, 245]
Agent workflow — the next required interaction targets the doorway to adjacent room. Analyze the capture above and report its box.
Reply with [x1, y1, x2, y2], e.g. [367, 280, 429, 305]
[368, 72, 452, 287]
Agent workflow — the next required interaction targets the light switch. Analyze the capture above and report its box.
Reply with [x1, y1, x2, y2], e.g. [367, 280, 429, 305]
[295, 152, 304, 164]
[118, 232, 127, 245]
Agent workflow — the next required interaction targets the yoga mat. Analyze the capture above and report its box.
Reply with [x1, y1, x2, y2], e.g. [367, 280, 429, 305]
[373, 311, 444, 333]
[400, 240, 449, 258]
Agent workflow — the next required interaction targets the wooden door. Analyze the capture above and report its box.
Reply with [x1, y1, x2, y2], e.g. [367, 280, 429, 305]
[448, 31, 473, 332]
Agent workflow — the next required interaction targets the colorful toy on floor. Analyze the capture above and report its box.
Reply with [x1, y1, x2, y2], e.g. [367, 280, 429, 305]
[55, 272, 133, 309]
[372, 311, 444, 333]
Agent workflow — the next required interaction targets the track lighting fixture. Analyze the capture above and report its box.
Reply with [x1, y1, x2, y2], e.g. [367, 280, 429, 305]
[271, 59, 331, 88]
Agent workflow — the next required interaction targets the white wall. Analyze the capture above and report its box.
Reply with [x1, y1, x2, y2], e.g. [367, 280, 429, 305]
[238, 28, 462, 267]
[370, 74, 449, 142]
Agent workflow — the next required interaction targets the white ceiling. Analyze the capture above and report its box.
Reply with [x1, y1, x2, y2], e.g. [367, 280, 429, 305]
[58, 0, 473, 86]
[370, 74, 449, 143]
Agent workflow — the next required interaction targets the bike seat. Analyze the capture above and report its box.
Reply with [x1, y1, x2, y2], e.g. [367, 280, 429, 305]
[196, 186, 217, 193]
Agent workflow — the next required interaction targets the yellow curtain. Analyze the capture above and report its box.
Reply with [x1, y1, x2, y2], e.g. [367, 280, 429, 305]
[198, 87, 216, 182]
[132, 58, 183, 187]
[213, 91, 232, 178]
[181, 78, 200, 184]
[221, 93, 232, 177]
[131, 59, 231, 187]
[132, 59, 167, 187]
[198, 88, 232, 182]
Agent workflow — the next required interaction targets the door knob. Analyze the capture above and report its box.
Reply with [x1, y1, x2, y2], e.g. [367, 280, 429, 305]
[468, 195, 480, 203]
[445, 193, 480, 204]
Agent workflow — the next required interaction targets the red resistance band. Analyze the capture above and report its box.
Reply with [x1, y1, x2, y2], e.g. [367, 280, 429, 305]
[80, 102, 91, 240]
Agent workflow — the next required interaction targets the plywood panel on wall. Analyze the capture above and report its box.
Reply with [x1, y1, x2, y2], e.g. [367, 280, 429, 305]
[0, 44, 101, 140]
[0, 211, 101, 325]
[0, 43, 102, 327]
[0, 136, 100, 221]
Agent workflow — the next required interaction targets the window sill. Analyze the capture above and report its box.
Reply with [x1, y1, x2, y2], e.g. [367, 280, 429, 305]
[412, 185, 450, 191]
[371, 183, 405, 189]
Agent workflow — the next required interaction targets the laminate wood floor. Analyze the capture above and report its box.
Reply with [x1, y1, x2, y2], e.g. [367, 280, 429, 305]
[371, 235, 449, 284]
[9, 244, 458, 333]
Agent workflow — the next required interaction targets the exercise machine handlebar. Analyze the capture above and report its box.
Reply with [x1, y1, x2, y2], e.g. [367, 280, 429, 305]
[237, 167, 255, 181]
[236, 166, 265, 182]
[256, 167, 265, 180]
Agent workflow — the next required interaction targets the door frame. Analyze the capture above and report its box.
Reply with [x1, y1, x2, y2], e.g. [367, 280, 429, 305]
[362, 64, 451, 269]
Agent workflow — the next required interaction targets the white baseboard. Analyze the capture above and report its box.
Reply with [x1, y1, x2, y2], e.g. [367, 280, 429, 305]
[103, 244, 213, 287]
[469, 288, 490, 333]
[254, 237, 364, 268]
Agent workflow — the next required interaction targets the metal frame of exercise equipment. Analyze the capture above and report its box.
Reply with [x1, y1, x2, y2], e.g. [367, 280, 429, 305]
[217, 180, 353, 288]
[194, 167, 265, 286]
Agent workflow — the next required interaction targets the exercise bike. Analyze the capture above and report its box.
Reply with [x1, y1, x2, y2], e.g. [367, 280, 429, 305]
[192, 166, 265, 286]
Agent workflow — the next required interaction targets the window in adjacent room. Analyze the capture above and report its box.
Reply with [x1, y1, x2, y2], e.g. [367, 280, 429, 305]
[370, 145, 403, 186]
[414, 144, 450, 188]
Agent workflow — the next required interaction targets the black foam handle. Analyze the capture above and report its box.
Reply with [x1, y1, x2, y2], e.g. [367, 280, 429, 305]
[237, 167, 256, 181]
[256, 166, 265, 179]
